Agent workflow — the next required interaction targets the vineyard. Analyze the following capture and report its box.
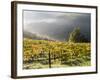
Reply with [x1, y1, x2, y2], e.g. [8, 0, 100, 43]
[23, 38, 91, 69]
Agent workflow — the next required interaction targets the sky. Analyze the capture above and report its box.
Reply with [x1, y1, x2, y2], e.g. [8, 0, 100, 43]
[23, 10, 91, 41]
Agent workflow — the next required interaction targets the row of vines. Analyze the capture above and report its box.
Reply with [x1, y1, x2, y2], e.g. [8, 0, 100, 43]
[23, 38, 91, 69]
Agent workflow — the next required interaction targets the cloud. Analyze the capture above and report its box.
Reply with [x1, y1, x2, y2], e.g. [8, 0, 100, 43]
[23, 10, 90, 41]
[42, 19, 57, 23]
[24, 10, 90, 25]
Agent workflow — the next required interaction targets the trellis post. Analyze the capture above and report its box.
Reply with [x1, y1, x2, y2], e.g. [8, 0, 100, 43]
[48, 50, 51, 68]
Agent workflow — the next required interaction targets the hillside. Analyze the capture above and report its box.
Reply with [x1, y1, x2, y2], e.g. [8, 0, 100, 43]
[23, 31, 56, 41]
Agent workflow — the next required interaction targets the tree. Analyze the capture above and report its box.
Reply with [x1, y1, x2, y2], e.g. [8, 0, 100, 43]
[68, 27, 88, 43]
[68, 27, 80, 42]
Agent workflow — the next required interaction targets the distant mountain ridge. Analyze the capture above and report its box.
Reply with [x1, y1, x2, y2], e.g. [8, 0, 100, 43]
[23, 31, 56, 41]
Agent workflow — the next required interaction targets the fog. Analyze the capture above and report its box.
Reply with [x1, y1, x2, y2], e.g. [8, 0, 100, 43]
[23, 10, 91, 41]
